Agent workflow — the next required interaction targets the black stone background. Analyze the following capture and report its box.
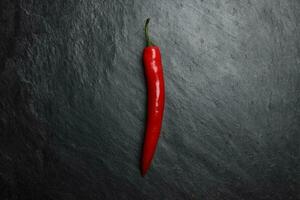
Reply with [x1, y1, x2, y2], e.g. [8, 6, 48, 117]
[0, 0, 299, 199]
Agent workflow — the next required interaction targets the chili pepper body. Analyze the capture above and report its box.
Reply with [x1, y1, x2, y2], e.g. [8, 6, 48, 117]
[141, 19, 165, 176]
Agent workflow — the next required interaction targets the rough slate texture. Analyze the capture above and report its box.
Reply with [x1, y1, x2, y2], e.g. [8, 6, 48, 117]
[0, 0, 299, 199]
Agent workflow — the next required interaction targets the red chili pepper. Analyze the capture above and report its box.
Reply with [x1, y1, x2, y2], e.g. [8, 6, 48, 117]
[141, 18, 165, 176]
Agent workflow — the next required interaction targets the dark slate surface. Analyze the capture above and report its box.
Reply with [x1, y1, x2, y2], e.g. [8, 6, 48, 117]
[0, 0, 299, 199]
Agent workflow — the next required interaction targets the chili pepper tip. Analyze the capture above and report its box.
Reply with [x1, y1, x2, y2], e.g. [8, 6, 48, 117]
[141, 165, 149, 177]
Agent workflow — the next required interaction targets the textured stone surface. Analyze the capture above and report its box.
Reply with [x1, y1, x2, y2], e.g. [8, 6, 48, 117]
[0, 0, 299, 199]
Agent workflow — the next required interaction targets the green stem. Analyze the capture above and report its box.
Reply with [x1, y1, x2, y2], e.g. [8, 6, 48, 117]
[144, 18, 154, 46]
